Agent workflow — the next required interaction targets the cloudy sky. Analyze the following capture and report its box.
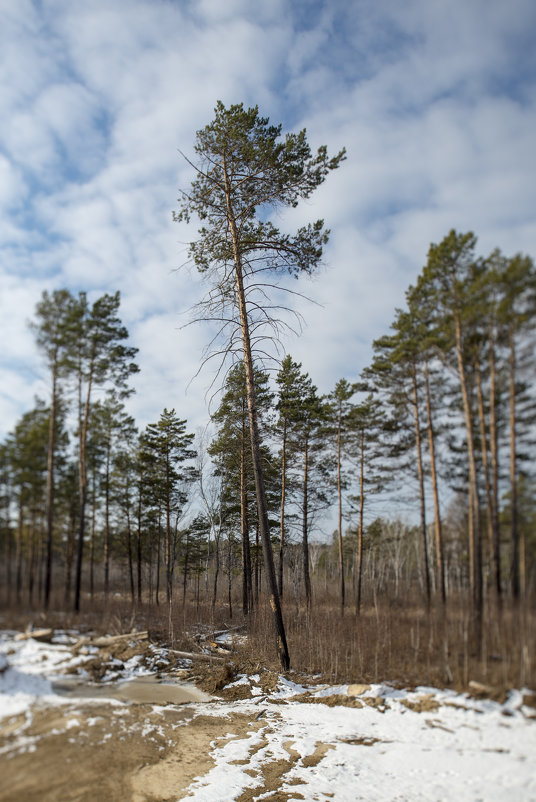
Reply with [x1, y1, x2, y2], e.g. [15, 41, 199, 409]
[1, 0, 535, 443]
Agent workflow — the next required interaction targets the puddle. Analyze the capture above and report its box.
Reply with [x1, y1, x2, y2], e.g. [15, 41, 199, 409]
[52, 675, 211, 705]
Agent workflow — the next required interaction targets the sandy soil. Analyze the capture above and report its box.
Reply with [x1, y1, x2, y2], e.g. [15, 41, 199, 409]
[0, 700, 261, 802]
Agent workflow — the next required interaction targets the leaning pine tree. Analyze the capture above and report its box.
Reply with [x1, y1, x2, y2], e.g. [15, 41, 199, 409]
[175, 101, 345, 670]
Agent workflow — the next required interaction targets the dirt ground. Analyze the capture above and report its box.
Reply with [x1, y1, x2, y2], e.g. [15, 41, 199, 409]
[0, 700, 263, 802]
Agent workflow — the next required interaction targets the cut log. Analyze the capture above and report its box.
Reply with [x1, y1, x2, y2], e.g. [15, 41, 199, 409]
[91, 631, 148, 647]
[14, 628, 54, 643]
[168, 649, 225, 663]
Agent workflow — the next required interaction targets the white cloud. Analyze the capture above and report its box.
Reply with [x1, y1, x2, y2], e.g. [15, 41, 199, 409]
[0, 0, 534, 448]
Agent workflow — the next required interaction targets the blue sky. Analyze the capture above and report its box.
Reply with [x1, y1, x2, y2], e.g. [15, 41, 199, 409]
[1, 0, 535, 449]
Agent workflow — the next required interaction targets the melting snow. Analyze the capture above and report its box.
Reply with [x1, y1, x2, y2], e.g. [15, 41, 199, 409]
[0, 631, 535, 801]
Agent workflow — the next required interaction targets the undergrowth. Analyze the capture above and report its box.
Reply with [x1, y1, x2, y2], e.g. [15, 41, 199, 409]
[1, 589, 534, 692]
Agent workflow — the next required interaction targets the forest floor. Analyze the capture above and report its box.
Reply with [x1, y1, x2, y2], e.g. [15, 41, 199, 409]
[1, 624, 535, 801]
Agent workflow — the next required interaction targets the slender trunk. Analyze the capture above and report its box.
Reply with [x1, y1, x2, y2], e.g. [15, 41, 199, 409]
[126, 494, 135, 604]
[5, 507, 12, 605]
[64, 508, 76, 606]
[356, 431, 365, 616]
[27, 510, 36, 605]
[89, 470, 96, 599]
[240, 414, 251, 614]
[412, 363, 431, 610]
[212, 532, 220, 612]
[156, 514, 161, 606]
[509, 326, 519, 599]
[137, 482, 143, 604]
[37, 511, 45, 603]
[182, 531, 189, 603]
[104, 434, 111, 598]
[424, 361, 445, 605]
[255, 521, 261, 606]
[475, 356, 495, 586]
[337, 410, 345, 614]
[488, 323, 501, 598]
[302, 437, 311, 609]
[44, 357, 57, 609]
[227, 533, 233, 620]
[454, 311, 482, 617]
[224, 156, 289, 669]
[166, 453, 173, 604]
[520, 526, 526, 599]
[278, 417, 287, 598]
[74, 364, 93, 613]
[16, 497, 23, 603]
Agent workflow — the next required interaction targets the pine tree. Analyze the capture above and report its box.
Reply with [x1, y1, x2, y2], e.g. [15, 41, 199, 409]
[282, 366, 327, 609]
[326, 378, 358, 613]
[88, 395, 137, 597]
[72, 292, 138, 612]
[275, 355, 307, 598]
[210, 362, 274, 614]
[497, 253, 536, 597]
[30, 289, 80, 609]
[347, 392, 383, 615]
[7, 402, 49, 603]
[418, 231, 484, 620]
[142, 409, 196, 603]
[175, 101, 344, 669]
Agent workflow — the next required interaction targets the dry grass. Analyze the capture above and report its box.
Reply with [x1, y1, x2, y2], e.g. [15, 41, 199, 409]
[244, 593, 536, 692]
[1, 587, 534, 693]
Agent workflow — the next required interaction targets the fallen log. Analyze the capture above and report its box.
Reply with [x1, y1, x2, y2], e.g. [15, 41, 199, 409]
[14, 628, 54, 643]
[91, 631, 148, 647]
[168, 649, 225, 663]
[207, 625, 246, 640]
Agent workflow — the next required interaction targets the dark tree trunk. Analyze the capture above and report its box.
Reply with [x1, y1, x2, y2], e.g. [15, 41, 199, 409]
[337, 414, 345, 614]
[412, 363, 431, 611]
[424, 362, 445, 605]
[302, 437, 312, 609]
[225, 156, 290, 670]
[44, 358, 57, 610]
[356, 431, 365, 616]
[279, 417, 287, 598]
[509, 327, 519, 599]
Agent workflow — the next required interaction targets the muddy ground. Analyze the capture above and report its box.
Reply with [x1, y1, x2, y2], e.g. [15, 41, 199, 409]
[0, 702, 264, 802]
[3, 627, 532, 801]
[0, 629, 317, 802]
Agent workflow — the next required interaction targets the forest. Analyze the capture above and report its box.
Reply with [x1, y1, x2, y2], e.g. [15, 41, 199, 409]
[1, 103, 535, 690]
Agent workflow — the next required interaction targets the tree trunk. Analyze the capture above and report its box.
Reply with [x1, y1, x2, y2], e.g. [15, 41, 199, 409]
[278, 417, 287, 598]
[16, 497, 23, 604]
[454, 311, 482, 618]
[227, 533, 233, 619]
[224, 156, 290, 669]
[89, 471, 96, 599]
[126, 497, 135, 604]
[74, 366, 93, 613]
[488, 323, 501, 599]
[156, 514, 162, 606]
[508, 326, 519, 599]
[182, 531, 189, 603]
[337, 411, 345, 614]
[412, 363, 431, 610]
[302, 437, 312, 609]
[356, 431, 365, 616]
[43, 356, 57, 610]
[166, 454, 173, 604]
[212, 532, 220, 612]
[137, 484, 143, 604]
[240, 414, 251, 615]
[475, 356, 496, 590]
[424, 361, 445, 605]
[104, 434, 111, 598]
